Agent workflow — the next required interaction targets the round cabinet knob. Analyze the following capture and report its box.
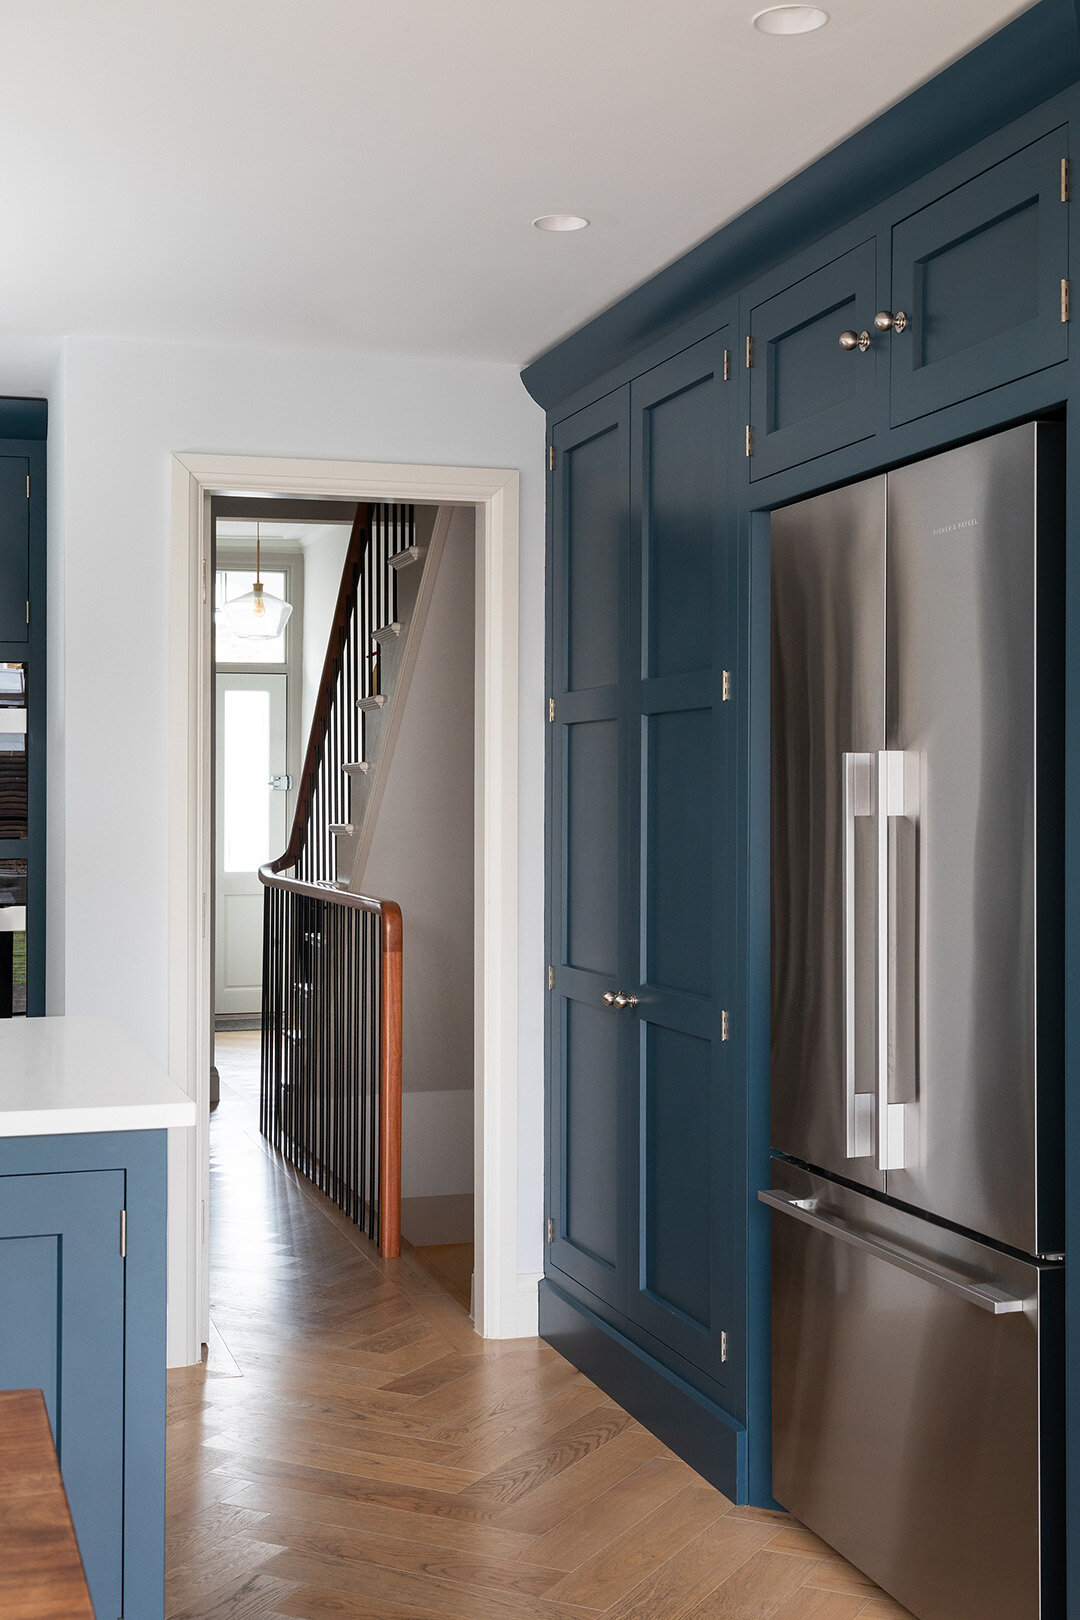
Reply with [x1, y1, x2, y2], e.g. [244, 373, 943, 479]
[839, 329, 871, 353]
[613, 992, 639, 1010]
[874, 309, 908, 333]
[603, 991, 618, 1006]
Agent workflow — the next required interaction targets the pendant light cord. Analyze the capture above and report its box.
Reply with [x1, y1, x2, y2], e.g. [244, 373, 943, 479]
[255, 520, 262, 589]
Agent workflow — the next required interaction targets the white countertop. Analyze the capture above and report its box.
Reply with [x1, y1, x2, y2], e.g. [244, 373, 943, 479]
[0, 1016, 197, 1137]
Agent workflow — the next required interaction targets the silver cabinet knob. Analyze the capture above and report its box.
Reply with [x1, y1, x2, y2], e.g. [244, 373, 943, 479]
[603, 991, 618, 1007]
[839, 329, 871, 352]
[613, 992, 639, 1010]
[874, 309, 908, 333]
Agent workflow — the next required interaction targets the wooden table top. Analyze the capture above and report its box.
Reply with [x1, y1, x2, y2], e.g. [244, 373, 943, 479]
[0, 1388, 94, 1620]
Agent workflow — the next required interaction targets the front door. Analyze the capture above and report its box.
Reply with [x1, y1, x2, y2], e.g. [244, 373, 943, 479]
[215, 671, 289, 1015]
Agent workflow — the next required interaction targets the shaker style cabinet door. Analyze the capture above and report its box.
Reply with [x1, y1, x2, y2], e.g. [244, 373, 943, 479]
[0, 456, 29, 645]
[623, 336, 736, 1386]
[547, 389, 631, 1310]
[888, 128, 1069, 425]
[0, 1170, 126, 1620]
[748, 240, 878, 480]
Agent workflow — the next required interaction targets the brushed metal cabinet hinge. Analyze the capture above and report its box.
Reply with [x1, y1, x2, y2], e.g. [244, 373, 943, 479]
[722, 670, 732, 701]
[721, 1330, 728, 1363]
[120, 1209, 127, 1259]
[1063, 279, 1071, 323]
[548, 697, 555, 722]
[745, 425, 753, 458]
[721, 1009, 730, 1041]
[546, 1217, 554, 1243]
[547, 965, 554, 990]
[745, 335, 753, 368]
[1063, 157, 1070, 202]
[548, 444, 556, 472]
[723, 348, 731, 382]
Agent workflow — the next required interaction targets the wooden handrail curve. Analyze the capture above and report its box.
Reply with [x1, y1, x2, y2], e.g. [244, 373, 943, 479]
[259, 863, 402, 1259]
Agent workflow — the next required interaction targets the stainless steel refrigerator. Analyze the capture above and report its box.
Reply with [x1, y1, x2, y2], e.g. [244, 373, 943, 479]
[762, 423, 1065, 1620]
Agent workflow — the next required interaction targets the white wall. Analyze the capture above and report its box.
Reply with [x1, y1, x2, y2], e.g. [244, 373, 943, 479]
[42, 335, 546, 1348]
[361, 508, 475, 1242]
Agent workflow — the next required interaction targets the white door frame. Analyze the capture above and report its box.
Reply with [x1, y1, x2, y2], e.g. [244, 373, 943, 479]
[168, 452, 523, 1364]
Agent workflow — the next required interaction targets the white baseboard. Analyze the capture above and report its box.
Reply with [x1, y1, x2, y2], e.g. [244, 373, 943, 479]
[488, 1270, 542, 1339]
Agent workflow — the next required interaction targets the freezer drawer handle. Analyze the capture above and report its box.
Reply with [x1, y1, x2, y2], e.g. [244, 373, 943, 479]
[758, 1189, 1028, 1315]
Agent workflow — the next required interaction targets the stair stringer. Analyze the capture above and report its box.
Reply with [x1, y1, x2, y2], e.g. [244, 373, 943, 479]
[342, 503, 454, 891]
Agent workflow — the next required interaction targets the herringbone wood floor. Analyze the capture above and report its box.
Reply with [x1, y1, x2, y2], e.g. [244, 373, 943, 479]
[166, 1036, 914, 1620]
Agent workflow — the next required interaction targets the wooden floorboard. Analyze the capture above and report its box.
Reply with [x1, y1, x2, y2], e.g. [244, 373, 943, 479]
[167, 1034, 912, 1619]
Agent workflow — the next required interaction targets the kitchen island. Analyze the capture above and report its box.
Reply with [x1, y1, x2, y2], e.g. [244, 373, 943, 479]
[0, 1015, 195, 1620]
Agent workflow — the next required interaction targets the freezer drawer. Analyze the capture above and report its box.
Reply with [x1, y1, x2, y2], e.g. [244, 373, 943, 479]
[763, 1163, 1062, 1620]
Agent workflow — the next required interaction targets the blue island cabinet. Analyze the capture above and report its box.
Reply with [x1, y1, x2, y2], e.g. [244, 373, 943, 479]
[0, 1130, 168, 1620]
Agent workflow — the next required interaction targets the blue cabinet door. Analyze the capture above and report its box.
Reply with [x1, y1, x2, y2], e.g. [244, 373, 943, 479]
[889, 128, 1069, 425]
[0, 1170, 126, 1620]
[548, 389, 631, 1309]
[0, 455, 29, 645]
[749, 240, 878, 480]
[624, 336, 736, 1387]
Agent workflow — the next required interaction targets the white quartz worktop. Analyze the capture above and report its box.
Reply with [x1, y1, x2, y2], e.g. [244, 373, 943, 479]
[0, 1016, 197, 1137]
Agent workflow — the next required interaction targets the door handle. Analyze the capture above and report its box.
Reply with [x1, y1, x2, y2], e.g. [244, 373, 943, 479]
[268, 775, 292, 791]
[875, 751, 910, 1171]
[603, 991, 638, 1009]
[758, 1190, 1027, 1314]
[842, 752, 874, 1158]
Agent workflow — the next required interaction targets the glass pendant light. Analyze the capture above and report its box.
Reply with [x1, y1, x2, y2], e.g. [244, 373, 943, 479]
[222, 521, 293, 639]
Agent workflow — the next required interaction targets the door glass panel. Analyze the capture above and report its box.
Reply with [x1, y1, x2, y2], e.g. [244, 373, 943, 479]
[567, 429, 623, 692]
[644, 377, 714, 679]
[0, 859, 27, 1017]
[565, 719, 619, 975]
[0, 664, 27, 839]
[215, 570, 288, 663]
[917, 200, 1038, 368]
[223, 688, 271, 872]
[645, 1023, 711, 1327]
[564, 1000, 619, 1267]
[646, 708, 711, 997]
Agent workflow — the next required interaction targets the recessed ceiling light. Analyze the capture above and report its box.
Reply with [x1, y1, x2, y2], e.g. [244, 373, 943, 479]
[533, 214, 590, 232]
[753, 5, 829, 34]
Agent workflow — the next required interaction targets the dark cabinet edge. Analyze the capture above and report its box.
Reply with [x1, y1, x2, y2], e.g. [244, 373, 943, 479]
[539, 1278, 746, 1500]
[522, 0, 1080, 412]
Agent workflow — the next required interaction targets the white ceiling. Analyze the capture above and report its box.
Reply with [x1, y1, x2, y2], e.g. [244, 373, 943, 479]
[0, 0, 1034, 365]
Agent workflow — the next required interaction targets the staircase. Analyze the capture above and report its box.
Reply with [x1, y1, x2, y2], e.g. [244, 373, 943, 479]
[259, 500, 449, 1258]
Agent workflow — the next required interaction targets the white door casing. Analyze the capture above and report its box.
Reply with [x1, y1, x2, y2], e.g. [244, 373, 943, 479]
[168, 454, 526, 1365]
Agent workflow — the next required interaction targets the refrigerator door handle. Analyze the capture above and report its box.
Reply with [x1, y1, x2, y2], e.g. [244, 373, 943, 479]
[876, 750, 911, 1170]
[842, 752, 875, 1158]
[758, 1189, 1027, 1314]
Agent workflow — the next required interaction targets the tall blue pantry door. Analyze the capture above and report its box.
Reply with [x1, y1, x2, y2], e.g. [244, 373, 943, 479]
[548, 389, 632, 1308]
[624, 336, 735, 1385]
[547, 331, 735, 1388]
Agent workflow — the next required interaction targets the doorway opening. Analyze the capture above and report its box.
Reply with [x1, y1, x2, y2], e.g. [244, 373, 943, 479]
[208, 491, 479, 1325]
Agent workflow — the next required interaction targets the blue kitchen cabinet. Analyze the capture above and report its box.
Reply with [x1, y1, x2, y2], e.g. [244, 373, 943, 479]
[748, 240, 878, 480]
[0, 455, 29, 645]
[547, 387, 632, 1312]
[0, 1130, 168, 1620]
[888, 127, 1069, 426]
[545, 334, 746, 1495]
[623, 335, 737, 1392]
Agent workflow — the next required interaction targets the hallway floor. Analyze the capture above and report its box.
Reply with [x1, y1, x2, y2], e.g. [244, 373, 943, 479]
[166, 1039, 914, 1620]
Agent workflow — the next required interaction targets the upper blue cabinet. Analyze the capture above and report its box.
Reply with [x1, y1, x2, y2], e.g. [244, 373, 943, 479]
[748, 240, 878, 481]
[887, 128, 1069, 425]
[0, 456, 30, 645]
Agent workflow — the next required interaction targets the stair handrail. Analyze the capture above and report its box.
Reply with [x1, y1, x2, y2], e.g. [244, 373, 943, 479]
[277, 500, 372, 873]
